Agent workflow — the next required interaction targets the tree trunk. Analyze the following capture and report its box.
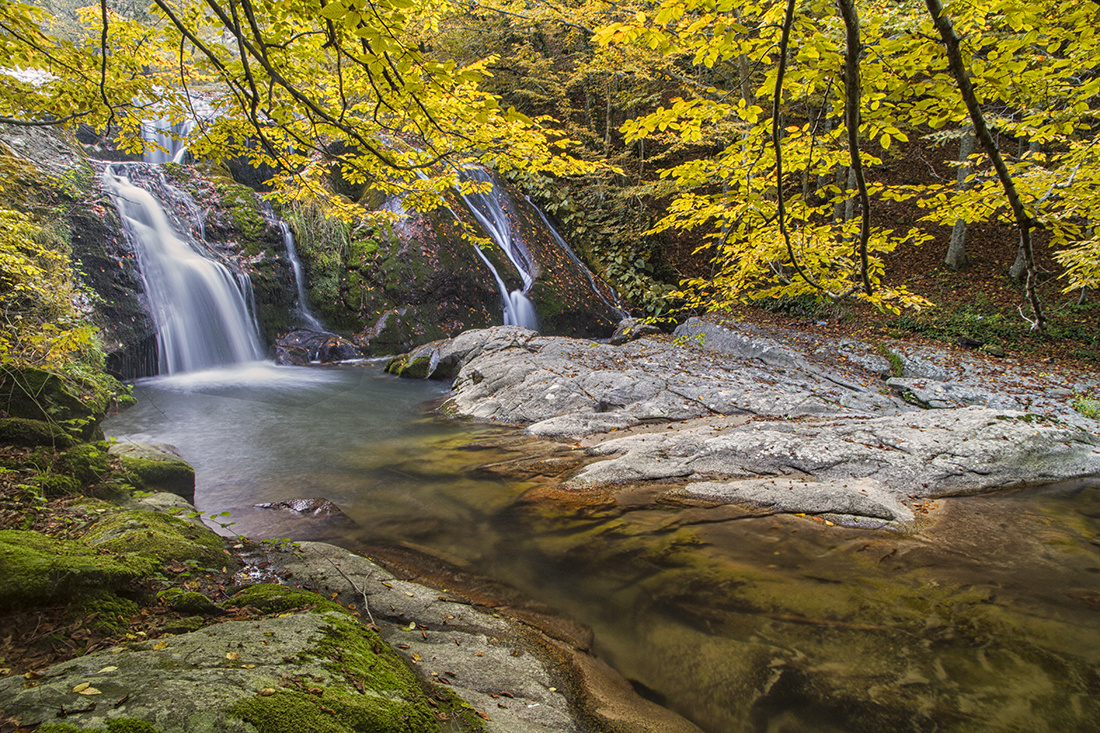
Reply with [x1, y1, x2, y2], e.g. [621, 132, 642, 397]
[924, 0, 1046, 331]
[945, 127, 975, 270]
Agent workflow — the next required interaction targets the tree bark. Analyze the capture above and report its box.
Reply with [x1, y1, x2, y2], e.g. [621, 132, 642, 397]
[837, 0, 872, 295]
[945, 127, 974, 270]
[924, 0, 1046, 331]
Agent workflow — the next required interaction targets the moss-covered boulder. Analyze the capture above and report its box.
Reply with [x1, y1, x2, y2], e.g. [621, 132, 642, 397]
[0, 529, 156, 611]
[0, 366, 103, 439]
[0, 612, 484, 733]
[0, 416, 75, 448]
[158, 588, 223, 615]
[57, 442, 112, 486]
[221, 583, 350, 616]
[82, 509, 229, 569]
[109, 442, 195, 502]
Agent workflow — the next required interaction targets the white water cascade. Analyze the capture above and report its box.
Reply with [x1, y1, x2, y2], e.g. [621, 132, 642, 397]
[278, 222, 326, 331]
[103, 165, 265, 374]
[456, 168, 540, 331]
[142, 118, 193, 164]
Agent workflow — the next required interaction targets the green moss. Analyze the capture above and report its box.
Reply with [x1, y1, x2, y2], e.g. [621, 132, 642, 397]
[230, 613, 485, 732]
[82, 510, 228, 568]
[0, 417, 75, 447]
[57, 442, 111, 486]
[0, 529, 156, 610]
[157, 588, 221, 615]
[34, 472, 81, 498]
[118, 454, 195, 497]
[71, 590, 140, 634]
[162, 615, 206, 634]
[221, 583, 350, 616]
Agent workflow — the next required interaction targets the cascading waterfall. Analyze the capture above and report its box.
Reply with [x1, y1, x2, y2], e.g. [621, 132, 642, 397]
[142, 118, 193, 164]
[278, 222, 326, 331]
[531, 205, 628, 320]
[103, 165, 265, 374]
[456, 168, 540, 330]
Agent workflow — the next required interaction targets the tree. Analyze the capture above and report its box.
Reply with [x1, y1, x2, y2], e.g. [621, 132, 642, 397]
[2, 0, 598, 215]
[592, 0, 1100, 322]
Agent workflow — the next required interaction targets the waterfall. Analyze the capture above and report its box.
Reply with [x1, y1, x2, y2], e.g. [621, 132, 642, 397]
[142, 118, 193, 164]
[531, 205, 628, 320]
[455, 168, 539, 331]
[103, 165, 265, 374]
[278, 222, 326, 331]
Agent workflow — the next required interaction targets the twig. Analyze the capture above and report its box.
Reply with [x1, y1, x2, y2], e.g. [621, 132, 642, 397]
[324, 556, 375, 625]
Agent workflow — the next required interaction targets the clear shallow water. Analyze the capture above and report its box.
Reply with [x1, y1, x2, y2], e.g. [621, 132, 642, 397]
[105, 365, 1100, 733]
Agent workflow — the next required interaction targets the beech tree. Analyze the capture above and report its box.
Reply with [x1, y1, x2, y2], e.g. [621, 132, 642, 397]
[0, 0, 597, 214]
[593, 0, 1100, 323]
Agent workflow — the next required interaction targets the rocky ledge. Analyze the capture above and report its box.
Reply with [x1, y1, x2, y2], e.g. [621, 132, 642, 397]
[390, 317, 1100, 528]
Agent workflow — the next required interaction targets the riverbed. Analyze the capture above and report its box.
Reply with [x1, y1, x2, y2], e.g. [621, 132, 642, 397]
[106, 362, 1100, 732]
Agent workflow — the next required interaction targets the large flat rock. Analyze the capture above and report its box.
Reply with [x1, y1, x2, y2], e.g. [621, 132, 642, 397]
[395, 320, 1100, 526]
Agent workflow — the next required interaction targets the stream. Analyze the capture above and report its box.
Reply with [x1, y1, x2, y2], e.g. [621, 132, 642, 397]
[105, 363, 1100, 733]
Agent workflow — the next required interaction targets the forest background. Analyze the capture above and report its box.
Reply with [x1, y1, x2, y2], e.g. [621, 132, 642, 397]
[2, 0, 1099, 372]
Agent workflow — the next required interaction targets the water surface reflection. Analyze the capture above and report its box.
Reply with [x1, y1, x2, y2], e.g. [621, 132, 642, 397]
[106, 364, 1100, 732]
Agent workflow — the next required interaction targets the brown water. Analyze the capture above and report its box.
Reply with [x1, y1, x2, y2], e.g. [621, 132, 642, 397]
[106, 364, 1100, 732]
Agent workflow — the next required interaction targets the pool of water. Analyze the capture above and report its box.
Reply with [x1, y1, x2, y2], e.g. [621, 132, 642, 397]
[106, 363, 1100, 732]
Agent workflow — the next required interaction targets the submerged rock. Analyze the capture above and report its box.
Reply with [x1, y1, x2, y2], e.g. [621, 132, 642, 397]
[254, 497, 354, 523]
[273, 329, 363, 365]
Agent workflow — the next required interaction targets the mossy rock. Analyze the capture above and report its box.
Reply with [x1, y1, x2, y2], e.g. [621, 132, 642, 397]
[108, 442, 195, 503]
[0, 529, 156, 611]
[229, 614, 480, 733]
[34, 472, 81, 498]
[162, 615, 206, 634]
[158, 588, 222, 615]
[0, 417, 74, 448]
[57, 442, 112, 486]
[384, 354, 432, 379]
[82, 510, 228, 569]
[0, 366, 119, 440]
[221, 583, 350, 616]
[70, 590, 140, 634]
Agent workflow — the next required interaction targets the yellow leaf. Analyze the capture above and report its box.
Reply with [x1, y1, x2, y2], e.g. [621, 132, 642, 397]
[226, 652, 241, 661]
[152, 641, 168, 650]
[72, 682, 90, 693]
[97, 666, 118, 673]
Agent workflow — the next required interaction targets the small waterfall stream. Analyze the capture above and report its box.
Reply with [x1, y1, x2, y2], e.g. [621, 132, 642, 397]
[456, 168, 540, 330]
[278, 222, 326, 331]
[103, 165, 265, 373]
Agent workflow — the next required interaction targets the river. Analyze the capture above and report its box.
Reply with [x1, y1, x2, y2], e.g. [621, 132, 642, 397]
[105, 362, 1100, 732]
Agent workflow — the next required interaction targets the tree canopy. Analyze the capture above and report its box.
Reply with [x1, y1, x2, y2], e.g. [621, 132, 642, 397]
[2, 0, 1100, 333]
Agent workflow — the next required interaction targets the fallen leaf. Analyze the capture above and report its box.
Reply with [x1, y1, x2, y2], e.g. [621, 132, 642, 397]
[226, 652, 241, 661]
[258, 688, 277, 696]
[152, 641, 168, 650]
[96, 666, 118, 674]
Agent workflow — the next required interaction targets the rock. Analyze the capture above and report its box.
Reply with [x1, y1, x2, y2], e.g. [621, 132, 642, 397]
[983, 344, 1007, 357]
[571, 407, 1100, 523]
[254, 497, 354, 523]
[427, 324, 903, 432]
[82, 509, 230, 569]
[0, 366, 107, 439]
[0, 529, 157, 611]
[273, 329, 363, 365]
[610, 317, 661, 345]
[0, 416, 75, 448]
[109, 441, 196, 503]
[0, 611, 455, 733]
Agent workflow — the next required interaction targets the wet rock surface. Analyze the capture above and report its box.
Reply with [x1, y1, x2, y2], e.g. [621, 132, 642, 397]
[273, 329, 363, 365]
[392, 319, 1100, 526]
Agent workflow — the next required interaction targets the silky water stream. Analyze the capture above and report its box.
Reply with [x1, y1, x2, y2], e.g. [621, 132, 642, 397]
[105, 367, 1100, 732]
